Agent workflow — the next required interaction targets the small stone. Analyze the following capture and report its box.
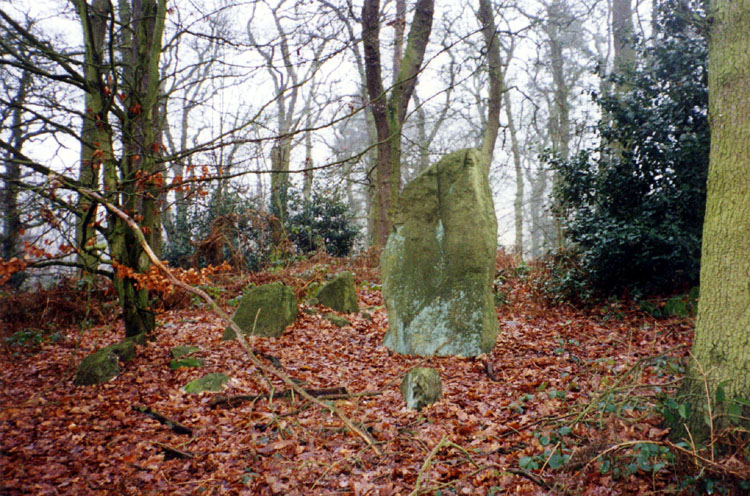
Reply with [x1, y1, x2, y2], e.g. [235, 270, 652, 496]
[223, 282, 298, 340]
[323, 313, 351, 327]
[74, 340, 136, 386]
[183, 373, 230, 394]
[169, 357, 205, 369]
[315, 272, 359, 313]
[401, 367, 442, 410]
[171, 345, 201, 359]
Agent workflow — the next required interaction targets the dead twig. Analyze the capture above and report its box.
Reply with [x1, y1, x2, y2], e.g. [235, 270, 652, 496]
[153, 441, 195, 460]
[132, 405, 193, 436]
[209, 386, 350, 408]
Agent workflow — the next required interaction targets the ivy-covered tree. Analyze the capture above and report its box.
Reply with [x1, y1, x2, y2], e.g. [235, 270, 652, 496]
[551, 0, 709, 295]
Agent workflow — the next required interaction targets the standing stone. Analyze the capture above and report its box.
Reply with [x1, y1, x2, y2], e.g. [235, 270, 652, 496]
[223, 282, 298, 339]
[382, 149, 498, 356]
[401, 367, 442, 410]
[315, 272, 359, 313]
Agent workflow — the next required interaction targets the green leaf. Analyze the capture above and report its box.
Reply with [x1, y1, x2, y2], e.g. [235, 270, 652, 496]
[715, 384, 726, 405]
[519, 456, 539, 470]
[558, 426, 573, 436]
[547, 452, 566, 470]
[678, 403, 689, 420]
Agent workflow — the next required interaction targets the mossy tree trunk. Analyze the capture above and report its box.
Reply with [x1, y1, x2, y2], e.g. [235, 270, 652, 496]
[676, 0, 750, 443]
[109, 0, 166, 336]
[75, 0, 111, 278]
[362, 0, 435, 247]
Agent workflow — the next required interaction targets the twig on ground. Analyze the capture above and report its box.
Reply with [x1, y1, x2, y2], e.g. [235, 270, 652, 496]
[133, 405, 193, 436]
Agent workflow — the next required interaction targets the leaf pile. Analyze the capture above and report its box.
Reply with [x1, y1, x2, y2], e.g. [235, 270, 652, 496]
[0, 259, 707, 495]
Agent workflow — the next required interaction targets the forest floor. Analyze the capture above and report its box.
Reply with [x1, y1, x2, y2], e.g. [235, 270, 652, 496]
[0, 254, 741, 495]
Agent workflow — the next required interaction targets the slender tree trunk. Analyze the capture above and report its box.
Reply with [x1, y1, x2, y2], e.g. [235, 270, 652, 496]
[1, 68, 31, 287]
[676, 0, 750, 443]
[505, 92, 524, 258]
[477, 0, 504, 172]
[612, 0, 635, 76]
[75, 0, 110, 277]
[547, 11, 570, 251]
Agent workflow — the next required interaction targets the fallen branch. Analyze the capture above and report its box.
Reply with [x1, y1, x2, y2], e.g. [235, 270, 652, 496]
[79, 187, 382, 456]
[209, 386, 349, 408]
[154, 441, 195, 460]
[133, 405, 193, 436]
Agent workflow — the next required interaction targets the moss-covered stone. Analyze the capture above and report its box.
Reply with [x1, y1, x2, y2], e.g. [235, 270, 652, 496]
[382, 149, 499, 357]
[169, 357, 205, 369]
[222, 282, 298, 340]
[74, 340, 136, 386]
[401, 367, 442, 410]
[171, 345, 201, 359]
[183, 373, 230, 393]
[323, 313, 351, 327]
[315, 272, 359, 313]
[127, 333, 147, 346]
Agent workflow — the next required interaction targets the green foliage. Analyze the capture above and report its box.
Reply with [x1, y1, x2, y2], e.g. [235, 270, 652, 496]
[549, 0, 708, 296]
[285, 188, 359, 257]
[164, 187, 277, 271]
[5, 328, 61, 356]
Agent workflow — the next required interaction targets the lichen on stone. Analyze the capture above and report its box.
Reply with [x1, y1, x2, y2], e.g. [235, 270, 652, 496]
[223, 282, 298, 340]
[381, 149, 499, 357]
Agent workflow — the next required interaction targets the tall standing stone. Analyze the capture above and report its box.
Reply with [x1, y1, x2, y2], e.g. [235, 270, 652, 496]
[381, 149, 498, 356]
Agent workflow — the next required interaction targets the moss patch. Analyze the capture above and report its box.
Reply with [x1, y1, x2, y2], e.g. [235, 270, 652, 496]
[183, 373, 230, 394]
[223, 282, 298, 339]
[315, 272, 359, 313]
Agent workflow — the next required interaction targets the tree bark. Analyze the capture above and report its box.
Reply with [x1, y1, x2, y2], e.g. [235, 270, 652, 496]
[362, 0, 435, 247]
[108, 0, 167, 336]
[477, 0, 504, 171]
[1, 66, 31, 287]
[612, 0, 635, 76]
[677, 0, 750, 442]
[75, 0, 110, 278]
[505, 92, 524, 258]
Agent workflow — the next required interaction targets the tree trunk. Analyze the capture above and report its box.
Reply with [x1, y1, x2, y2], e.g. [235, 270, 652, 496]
[477, 0, 504, 171]
[676, 0, 750, 443]
[612, 0, 635, 76]
[1, 67, 31, 287]
[75, 0, 110, 278]
[362, 0, 435, 247]
[504, 92, 524, 258]
[108, 0, 167, 337]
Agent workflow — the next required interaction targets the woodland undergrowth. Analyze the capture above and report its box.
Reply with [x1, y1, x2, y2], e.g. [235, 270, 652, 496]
[1, 253, 747, 495]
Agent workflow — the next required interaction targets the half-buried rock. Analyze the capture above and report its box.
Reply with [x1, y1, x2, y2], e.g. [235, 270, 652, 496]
[382, 149, 499, 356]
[74, 339, 136, 386]
[223, 282, 298, 340]
[183, 373, 230, 394]
[315, 272, 359, 313]
[401, 367, 442, 410]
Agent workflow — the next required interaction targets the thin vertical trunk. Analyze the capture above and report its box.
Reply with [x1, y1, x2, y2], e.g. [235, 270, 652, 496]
[1, 68, 31, 287]
[612, 0, 635, 76]
[477, 0, 504, 172]
[75, 0, 110, 277]
[504, 92, 524, 258]
[107, 0, 167, 337]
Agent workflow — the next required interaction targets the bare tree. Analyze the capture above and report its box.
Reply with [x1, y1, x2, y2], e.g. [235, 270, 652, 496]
[362, 0, 435, 247]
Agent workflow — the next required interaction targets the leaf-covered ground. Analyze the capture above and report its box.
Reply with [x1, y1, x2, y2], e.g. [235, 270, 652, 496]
[0, 257, 716, 495]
